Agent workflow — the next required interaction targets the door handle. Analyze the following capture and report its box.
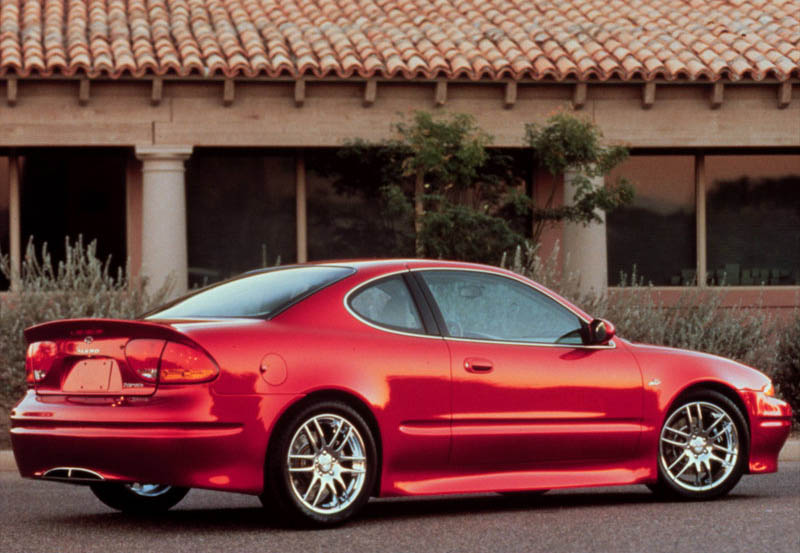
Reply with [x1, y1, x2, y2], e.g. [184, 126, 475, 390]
[464, 357, 493, 373]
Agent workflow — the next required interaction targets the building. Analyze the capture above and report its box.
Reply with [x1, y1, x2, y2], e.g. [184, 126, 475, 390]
[0, 0, 797, 312]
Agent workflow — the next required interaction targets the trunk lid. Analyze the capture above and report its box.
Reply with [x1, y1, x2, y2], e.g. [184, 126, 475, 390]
[24, 318, 200, 396]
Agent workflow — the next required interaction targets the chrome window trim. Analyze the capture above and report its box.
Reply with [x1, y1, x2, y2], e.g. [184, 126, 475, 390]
[343, 270, 444, 341]
[343, 265, 617, 349]
[443, 336, 616, 350]
[410, 266, 617, 350]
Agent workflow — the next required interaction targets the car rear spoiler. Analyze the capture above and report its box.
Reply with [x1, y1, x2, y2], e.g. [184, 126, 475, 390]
[24, 318, 191, 345]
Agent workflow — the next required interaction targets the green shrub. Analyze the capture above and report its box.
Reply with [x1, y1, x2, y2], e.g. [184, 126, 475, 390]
[524, 112, 633, 245]
[0, 237, 171, 407]
[776, 312, 800, 425]
[421, 202, 524, 264]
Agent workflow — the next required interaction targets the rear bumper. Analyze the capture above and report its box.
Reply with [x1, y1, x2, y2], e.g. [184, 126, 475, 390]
[10, 389, 299, 494]
[742, 390, 793, 474]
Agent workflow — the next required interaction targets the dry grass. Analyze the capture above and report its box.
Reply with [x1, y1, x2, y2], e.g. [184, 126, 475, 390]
[0, 237, 171, 408]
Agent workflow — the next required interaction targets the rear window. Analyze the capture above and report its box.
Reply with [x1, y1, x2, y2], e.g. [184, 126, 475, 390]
[145, 266, 354, 319]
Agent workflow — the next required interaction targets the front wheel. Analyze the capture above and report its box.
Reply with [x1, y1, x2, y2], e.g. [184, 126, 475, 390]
[262, 401, 377, 526]
[90, 482, 189, 513]
[652, 390, 748, 500]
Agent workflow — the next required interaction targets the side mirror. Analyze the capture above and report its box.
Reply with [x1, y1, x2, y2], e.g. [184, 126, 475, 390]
[589, 318, 616, 345]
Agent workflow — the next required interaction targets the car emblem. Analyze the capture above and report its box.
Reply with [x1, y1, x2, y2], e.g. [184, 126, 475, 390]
[648, 378, 661, 387]
[84, 336, 94, 345]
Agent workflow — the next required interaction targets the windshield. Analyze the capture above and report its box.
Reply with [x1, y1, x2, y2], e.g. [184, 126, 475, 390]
[145, 266, 355, 319]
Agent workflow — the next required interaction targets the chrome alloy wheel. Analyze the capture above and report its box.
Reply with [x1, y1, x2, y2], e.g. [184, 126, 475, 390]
[286, 413, 367, 515]
[124, 483, 173, 498]
[659, 400, 739, 492]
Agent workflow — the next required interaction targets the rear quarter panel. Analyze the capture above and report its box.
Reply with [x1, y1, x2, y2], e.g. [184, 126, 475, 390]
[179, 265, 453, 496]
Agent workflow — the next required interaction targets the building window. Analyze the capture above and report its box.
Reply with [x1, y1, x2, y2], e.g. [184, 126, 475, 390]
[306, 150, 415, 260]
[607, 153, 799, 287]
[185, 150, 297, 287]
[606, 155, 696, 286]
[706, 155, 800, 286]
[20, 148, 127, 278]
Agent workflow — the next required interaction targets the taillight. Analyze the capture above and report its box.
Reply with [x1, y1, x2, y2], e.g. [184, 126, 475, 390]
[125, 339, 166, 382]
[124, 339, 217, 384]
[160, 342, 219, 383]
[25, 341, 57, 385]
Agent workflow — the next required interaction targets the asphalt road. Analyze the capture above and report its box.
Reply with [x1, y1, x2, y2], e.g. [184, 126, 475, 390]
[2, 464, 798, 553]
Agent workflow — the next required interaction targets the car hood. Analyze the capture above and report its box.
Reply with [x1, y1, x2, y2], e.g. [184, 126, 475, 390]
[621, 339, 772, 392]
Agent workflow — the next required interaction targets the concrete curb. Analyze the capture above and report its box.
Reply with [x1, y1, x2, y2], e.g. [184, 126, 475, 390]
[1, 450, 15, 472]
[779, 439, 800, 463]
[2, 440, 799, 473]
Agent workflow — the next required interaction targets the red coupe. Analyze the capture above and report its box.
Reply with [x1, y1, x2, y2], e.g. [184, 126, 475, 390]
[9, 260, 792, 525]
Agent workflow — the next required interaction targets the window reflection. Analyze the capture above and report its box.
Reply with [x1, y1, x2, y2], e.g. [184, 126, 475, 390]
[706, 155, 800, 286]
[420, 270, 583, 343]
[185, 150, 296, 287]
[349, 276, 424, 332]
[306, 150, 414, 260]
[606, 156, 696, 286]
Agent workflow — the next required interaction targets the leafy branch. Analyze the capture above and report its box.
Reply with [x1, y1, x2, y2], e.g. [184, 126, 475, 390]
[525, 113, 634, 244]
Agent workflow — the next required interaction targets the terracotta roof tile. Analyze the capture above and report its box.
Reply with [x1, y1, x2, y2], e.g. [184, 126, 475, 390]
[0, 0, 797, 81]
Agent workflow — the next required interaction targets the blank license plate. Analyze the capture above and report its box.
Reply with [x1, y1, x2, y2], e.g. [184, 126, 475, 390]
[62, 359, 123, 393]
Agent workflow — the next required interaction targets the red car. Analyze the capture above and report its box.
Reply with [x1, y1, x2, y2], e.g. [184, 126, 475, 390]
[9, 260, 792, 526]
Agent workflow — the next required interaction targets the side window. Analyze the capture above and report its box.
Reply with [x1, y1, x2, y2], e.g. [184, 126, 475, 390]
[419, 270, 584, 344]
[349, 275, 425, 333]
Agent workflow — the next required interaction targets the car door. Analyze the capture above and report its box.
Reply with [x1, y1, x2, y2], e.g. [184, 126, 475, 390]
[343, 271, 453, 488]
[415, 269, 644, 469]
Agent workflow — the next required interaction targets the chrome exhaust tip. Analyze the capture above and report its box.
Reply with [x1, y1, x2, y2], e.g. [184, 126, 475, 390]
[42, 467, 105, 482]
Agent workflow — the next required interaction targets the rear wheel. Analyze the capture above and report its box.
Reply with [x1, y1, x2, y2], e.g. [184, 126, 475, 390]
[90, 482, 189, 513]
[261, 401, 377, 527]
[651, 390, 748, 500]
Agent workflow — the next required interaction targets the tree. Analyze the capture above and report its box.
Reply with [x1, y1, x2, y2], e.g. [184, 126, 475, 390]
[524, 113, 634, 245]
[395, 111, 492, 256]
[317, 111, 526, 263]
[315, 111, 632, 265]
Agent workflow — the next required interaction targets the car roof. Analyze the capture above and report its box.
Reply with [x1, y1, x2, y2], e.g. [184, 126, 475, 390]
[247, 258, 509, 273]
[301, 258, 594, 324]
[245, 258, 559, 294]
[210, 258, 593, 324]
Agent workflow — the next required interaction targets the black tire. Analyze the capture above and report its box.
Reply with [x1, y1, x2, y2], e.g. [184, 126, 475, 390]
[645, 482, 666, 496]
[260, 401, 378, 527]
[499, 489, 549, 497]
[652, 390, 748, 500]
[89, 483, 189, 514]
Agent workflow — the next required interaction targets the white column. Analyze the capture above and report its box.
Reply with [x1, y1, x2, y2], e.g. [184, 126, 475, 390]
[295, 150, 308, 263]
[562, 168, 608, 295]
[134, 145, 193, 298]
